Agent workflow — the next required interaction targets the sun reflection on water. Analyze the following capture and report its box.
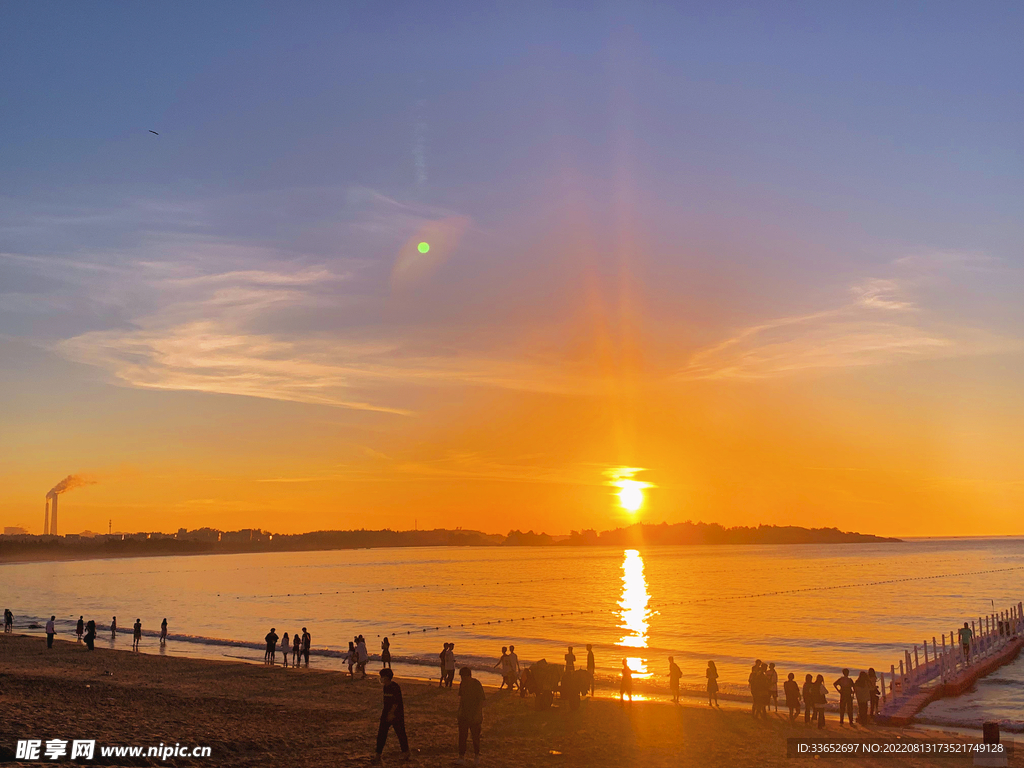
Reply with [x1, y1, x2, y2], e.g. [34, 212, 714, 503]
[618, 548, 652, 678]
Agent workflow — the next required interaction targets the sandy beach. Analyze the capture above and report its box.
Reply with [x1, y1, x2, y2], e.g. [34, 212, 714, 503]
[0, 634, 1014, 767]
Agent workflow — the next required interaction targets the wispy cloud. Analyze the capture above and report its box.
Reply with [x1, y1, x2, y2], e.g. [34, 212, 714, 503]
[680, 254, 1022, 380]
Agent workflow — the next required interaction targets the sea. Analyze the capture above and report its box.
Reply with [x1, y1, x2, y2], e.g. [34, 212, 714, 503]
[2, 537, 1022, 732]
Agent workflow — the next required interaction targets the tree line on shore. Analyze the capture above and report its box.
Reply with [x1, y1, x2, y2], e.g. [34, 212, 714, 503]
[0, 521, 899, 561]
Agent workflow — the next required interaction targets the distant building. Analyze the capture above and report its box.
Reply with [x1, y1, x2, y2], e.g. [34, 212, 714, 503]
[3, 526, 29, 536]
[221, 528, 268, 543]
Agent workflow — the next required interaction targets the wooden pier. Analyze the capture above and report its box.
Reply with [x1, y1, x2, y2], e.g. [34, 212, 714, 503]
[875, 600, 1023, 726]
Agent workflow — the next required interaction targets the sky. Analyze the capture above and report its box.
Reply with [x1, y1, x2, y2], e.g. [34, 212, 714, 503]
[1, 2, 1022, 538]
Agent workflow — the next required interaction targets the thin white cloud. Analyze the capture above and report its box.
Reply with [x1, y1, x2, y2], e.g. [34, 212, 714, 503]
[680, 254, 1022, 380]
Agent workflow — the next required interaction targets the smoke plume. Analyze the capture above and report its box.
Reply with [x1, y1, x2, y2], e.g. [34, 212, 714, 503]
[47, 474, 95, 498]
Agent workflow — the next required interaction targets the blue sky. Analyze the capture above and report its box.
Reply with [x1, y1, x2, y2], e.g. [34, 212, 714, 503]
[1, 2, 1022, 535]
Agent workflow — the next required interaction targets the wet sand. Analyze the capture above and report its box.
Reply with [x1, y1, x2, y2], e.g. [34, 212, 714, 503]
[0, 634, 1015, 767]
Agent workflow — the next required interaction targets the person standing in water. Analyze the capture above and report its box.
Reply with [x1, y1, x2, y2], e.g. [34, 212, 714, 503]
[110, 616, 117, 640]
[292, 632, 301, 667]
[45, 616, 56, 648]
[302, 627, 311, 666]
[4, 608, 12, 633]
[668, 656, 682, 703]
[619, 659, 633, 703]
[706, 661, 720, 707]
[586, 644, 596, 697]
[76, 616, 84, 643]
[132, 618, 142, 652]
[281, 632, 290, 667]
[372, 668, 410, 765]
[160, 618, 168, 646]
[381, 636, 392, 669]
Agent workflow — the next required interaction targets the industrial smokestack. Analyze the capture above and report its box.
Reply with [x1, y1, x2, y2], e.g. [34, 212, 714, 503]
[43, 474, 95, 537]
[44, 498, 50, 536]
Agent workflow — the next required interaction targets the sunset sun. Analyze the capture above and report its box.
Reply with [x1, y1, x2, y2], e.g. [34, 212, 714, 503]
[618, 481, 645, 513]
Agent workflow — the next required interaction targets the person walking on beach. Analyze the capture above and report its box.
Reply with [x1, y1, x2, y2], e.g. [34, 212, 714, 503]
[302, 627, 311, 667]
[76, 616, 84, 643]
[264, 627, 278, 664]
[668, 656, 682, 703]
[767, 662, 779, 713]
[854, 671, 871, 724]
[814, 674, 828, 729]
[292, 632, 301, 667]
[784, 672, 801, 721]
[281, 632, 290, 666]
[444, 643, 457, 688]
[456, 667, 485, 766]
[586, 644, 596, 697]
[959, 622, 973, 663]
[565, 646, 576, 672]
[46, 616, 55, 648]
[494, 647, 512, 690]
[381, 636, 392, 669]
[833, 668, 855, 725]
[133, 619, 142, 652]
[372, 668, 410, 765]
[619, 659, 633, 703]
[802, 674, 816, 725]
[160, 618, 168, 646]
[110, 616, 116, 640]
[84, 619, 96, 651]
[439, 643, 449, 687]
[706, 661, 719, 707]
[508, 644, 520, 691]
[867, 668, 880, 717]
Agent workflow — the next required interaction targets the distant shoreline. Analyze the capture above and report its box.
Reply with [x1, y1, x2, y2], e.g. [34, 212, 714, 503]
[1, 522, 902, 565]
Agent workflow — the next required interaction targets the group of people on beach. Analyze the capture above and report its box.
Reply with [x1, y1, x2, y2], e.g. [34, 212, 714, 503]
[751, 660, 880, 727]
[38, 615, 155, 652]
[263, 627, 311, 666]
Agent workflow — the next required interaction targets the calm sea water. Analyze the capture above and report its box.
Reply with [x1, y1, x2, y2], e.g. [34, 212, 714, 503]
[2, 538, 1022, 730]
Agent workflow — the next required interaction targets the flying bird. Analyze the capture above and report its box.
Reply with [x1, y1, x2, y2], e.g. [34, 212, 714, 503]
[149, 130, 159, 135]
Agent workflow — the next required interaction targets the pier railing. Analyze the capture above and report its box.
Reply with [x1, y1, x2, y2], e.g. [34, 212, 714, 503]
[878, 600, 1023, 717]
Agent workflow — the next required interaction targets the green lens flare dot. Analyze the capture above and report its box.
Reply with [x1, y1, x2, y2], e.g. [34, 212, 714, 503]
[417, 242, 430, 253]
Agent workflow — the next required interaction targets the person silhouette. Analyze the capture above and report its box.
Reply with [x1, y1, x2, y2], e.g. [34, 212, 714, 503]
[784, 672, 801, 721]
[84, 619, 96, 650]
[373, 668, 410, 764]
[706, 661, 719, 707]
[668, 656, 682, 703]
[302, 627, 311, 666]
[381, 636, 392, 669]
[833, 668, 855, 725]
[132, 618, 142, 651]
[439, 643, 448, 687]
[958, 622, 973, 663]
[160, 618, 168, 646]
[45, 616, 55, 648]
[802, 673, 816, 725]
[457, 667, 485, 766]
[292, 631, 301, 667]
[494, 646, 511, 690]
[508, 644, 520, 690]
[586, 644, 596, 697]
[76, 616, 84, 643]
[264, 627, 278, 663]
[110, 616, 116, 640]
[565, 646, 576, 672]
[281, 632, 290, 666]
[619, 659, 633, 703]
